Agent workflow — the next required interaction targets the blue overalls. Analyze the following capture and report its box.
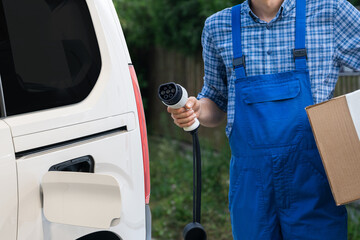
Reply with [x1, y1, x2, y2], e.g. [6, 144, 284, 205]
[229, 1, 347, 239]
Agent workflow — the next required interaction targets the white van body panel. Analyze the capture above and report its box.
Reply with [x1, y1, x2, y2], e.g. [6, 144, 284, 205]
[0, 121, 17, 240]
[105, 0, 132, 64]
[42, 172, 122, 229]
[17, 129, 145, 240]
[4, 0, 135, 149]
[13, 113, 136, 153]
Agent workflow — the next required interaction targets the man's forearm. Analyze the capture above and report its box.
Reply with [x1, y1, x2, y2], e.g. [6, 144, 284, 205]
[198, 98, 226, 128]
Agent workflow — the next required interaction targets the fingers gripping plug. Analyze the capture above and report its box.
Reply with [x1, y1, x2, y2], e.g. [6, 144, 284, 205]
[158, 82, 200, 132]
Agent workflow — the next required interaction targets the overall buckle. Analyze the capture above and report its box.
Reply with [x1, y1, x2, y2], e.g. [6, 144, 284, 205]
[293, 49, 307, 61]
[233, 56, 246, 69]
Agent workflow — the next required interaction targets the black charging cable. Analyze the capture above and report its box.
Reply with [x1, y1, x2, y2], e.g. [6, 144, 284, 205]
[182, 128, 207, 240]
[191, 129, 201, 223]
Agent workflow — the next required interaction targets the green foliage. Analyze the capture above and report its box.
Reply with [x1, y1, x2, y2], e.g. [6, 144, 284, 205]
[350, 0, 360, 6]
[113, 0, 152, 48]
[349, 206, 360, 240]
[113, 0, 242, 54]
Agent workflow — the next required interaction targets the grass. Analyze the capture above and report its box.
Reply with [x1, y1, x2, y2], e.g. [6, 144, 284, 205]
[349, 206, 360, 240]
[149, 135, 360, 240]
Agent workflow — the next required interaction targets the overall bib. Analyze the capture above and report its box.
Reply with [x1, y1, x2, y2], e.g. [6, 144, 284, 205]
[229, 1, 347, 239]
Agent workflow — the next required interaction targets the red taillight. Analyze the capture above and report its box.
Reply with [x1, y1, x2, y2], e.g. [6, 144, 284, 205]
[129, 65, 150, 204]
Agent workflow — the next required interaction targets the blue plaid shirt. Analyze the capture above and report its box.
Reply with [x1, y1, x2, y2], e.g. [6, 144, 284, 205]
[198, 0, 360, 137]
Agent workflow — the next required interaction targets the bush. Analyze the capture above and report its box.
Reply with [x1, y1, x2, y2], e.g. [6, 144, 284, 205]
[113, 0, 242, 54]
[351, 0, 360, 6]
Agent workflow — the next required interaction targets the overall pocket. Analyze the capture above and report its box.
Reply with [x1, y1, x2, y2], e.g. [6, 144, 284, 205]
[238, 77, 304, 148]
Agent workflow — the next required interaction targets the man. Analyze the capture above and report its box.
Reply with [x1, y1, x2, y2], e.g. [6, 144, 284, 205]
[167, 0, 360, 239]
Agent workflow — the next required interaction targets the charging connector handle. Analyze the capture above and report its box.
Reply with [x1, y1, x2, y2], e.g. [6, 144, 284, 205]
[158, 82, 200, 132]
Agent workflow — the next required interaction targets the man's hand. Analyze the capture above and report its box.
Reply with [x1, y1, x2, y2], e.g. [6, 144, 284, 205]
[166, 97, 226, 129]
[167, 97, 200, 129]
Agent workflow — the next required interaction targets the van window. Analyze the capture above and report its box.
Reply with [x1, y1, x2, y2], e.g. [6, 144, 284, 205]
[0, 0, 101, 116]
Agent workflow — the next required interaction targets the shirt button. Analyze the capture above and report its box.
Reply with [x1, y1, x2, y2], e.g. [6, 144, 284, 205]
[266, 25, 271, 30]
[267, 50, 272, 55]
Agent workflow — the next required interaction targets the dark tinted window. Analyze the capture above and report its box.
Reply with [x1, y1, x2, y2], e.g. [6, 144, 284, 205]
[0, 0, 101, 115]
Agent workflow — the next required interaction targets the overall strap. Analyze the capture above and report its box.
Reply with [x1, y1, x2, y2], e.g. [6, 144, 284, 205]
[294, 0, 307, 70]
[232, 4, 246, 78]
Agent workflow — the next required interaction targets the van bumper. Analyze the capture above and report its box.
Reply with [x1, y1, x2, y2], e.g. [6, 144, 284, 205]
[146, 204, 151, 240]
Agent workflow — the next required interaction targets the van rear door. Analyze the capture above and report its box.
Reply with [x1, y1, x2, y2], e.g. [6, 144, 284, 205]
[0, 0, 148, 239]
[0, 120, 17, 240]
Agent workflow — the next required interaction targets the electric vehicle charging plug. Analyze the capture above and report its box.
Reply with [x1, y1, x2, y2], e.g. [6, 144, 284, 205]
[158, 82, 200, 132]
[158, 83, 207, 240]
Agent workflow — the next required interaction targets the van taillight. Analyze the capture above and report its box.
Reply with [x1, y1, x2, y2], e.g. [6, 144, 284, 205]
[129, 65, 150, 204]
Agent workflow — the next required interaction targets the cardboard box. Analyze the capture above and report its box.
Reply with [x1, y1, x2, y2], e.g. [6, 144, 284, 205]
[306, 90, 360, 206]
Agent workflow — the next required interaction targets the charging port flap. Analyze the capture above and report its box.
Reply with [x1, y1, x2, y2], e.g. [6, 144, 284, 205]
[41, 171, 121, 229]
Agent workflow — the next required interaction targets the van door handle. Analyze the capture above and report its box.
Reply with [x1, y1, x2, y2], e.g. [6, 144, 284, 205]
[49, 156, 94, 173]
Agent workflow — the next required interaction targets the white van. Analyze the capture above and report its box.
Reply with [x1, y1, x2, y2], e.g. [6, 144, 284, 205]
[0, 0, 151, 239]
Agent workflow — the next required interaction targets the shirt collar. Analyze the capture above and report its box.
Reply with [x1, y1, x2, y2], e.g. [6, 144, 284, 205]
[241, 0, 295, 23]
[281, 0, 295, 16]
